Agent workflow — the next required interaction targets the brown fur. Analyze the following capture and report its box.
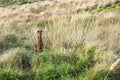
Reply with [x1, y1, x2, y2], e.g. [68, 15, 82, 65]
[34, 30, 43, 51]
[109, 59, 120, 80]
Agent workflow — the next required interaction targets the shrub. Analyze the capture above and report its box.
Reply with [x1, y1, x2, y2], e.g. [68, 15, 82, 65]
[0, 69, 20, 80]
[0, 48, 32, 70]
[32, 49, 95, 79]
[4, 34, 17, 44]
[3, 34, 23, 47]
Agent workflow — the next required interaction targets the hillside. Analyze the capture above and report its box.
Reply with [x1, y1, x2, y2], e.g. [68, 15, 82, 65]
[0, 0, 120, 80]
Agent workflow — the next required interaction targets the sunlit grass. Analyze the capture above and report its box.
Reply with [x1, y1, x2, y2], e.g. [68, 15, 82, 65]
[0, 0, 120, 80]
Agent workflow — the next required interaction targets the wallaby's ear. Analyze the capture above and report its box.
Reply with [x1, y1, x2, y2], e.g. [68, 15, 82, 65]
[37, 30, 42, 33]
[37, 30, 40, 33]
[40, 30, 42, 33]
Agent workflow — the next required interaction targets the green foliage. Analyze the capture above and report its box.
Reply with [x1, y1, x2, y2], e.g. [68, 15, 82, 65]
[3, 34, 24, 48]
[0, 48, 99, 80]
[3, 34, 22, 47]
[0, 0, 119, 80]
[37, 19, 53, 28]
[93, 70, 109, 80]
[0, 40, 119, 80]
[91, 3, 120, 14]
[0, 0, 14, 5]
[26, 18, 36, 23]
[0, 69, 35, 80]
[18, 0, 27, 5]
[4, 34, 17, 44]
[31, 49, 95, 80]
[0, 0, 38, 5]
[0, 69, 20, 80]
[0, 48, 32, 70]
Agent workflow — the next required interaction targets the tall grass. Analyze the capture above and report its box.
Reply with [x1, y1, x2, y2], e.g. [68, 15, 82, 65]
[0, 0, 120, 80]
[0, 47, 116, 80]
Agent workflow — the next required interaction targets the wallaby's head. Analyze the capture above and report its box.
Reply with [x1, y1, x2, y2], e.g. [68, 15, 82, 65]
[37, 30, 42, 38]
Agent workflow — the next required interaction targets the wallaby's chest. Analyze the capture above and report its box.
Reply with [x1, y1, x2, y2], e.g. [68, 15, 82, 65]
[35, 40, 43, 46]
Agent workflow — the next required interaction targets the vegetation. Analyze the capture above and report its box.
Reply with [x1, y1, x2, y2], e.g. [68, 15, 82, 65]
[0, 0, 120, 80]
[0, 0, 37, 5]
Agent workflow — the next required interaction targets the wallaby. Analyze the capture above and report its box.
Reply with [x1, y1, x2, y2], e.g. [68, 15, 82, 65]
[104, 59, 120, 80]
[34, 30, 43, 51]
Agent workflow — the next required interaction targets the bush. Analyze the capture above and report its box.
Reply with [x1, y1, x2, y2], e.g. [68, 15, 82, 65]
[32, 49, 95, 79]
[3, 34, 22, 47]
[0, 69, 19, 80]
[4, 34, 17, 44]
[0, 48, 32, 70]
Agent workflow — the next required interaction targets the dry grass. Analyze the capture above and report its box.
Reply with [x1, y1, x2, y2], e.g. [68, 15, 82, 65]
[0, 0, 120, 79]
[0, 0, 120, 52]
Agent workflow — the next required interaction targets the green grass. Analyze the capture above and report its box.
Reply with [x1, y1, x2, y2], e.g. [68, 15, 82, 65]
[0, 46, 117, 80]
[0, 47, 109, 80]
[0, 0, 37, 6]
[3, 34, 17, 44]
[0, 0, 120, 80]
[91, 3, 120, 14]
[77, 2, 120, 14]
